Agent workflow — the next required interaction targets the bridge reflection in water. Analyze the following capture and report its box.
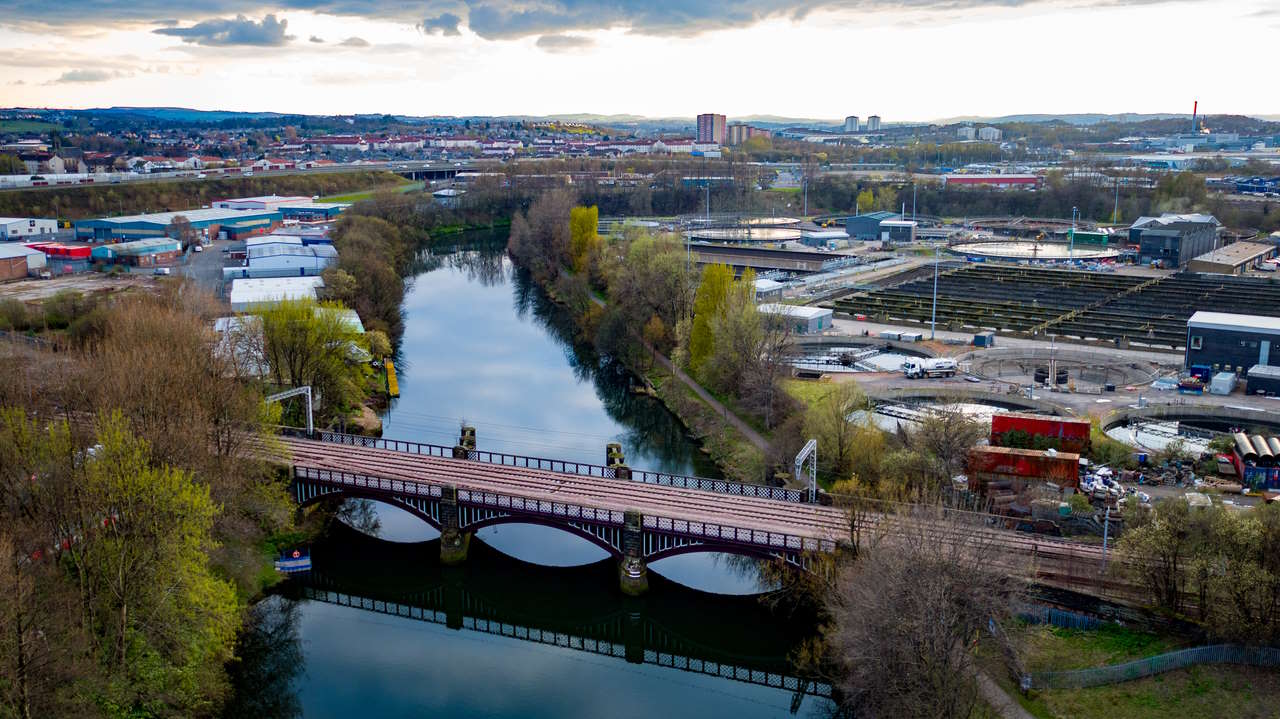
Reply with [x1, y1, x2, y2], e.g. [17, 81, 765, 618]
[278, 523, 832, 714]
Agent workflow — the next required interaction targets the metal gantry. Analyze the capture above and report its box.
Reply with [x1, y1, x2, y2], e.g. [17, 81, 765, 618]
[794, 439, 818, 504]
[265, 385, 313, 435]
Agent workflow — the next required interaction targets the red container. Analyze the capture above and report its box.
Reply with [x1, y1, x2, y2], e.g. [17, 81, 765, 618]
[968, 446, 1080, 492]
[26, 243, 91, 259]
[990, 412, 1091, 454]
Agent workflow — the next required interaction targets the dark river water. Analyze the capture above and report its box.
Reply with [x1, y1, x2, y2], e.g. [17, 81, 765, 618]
[231, 234, 832, 718]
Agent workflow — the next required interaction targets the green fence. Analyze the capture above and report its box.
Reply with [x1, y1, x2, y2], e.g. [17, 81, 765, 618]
[1027, 644, 1280, 690]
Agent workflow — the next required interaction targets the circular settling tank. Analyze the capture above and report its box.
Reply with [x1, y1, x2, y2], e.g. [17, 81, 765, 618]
[742, 216, 801, 227]
[948, 241, 1119, 261]
[686, 227, 803, 243]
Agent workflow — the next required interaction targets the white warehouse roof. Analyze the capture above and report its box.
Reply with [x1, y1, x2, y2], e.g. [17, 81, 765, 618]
[0, 217, 56, 225]
[1187, 311, 1280, 334]
[247, 244, 337, 261]
[757, 303, 833, 321]
[0, 244, 44, 259]
[247, 234, 304, 247]
[229, 276, 324, 309]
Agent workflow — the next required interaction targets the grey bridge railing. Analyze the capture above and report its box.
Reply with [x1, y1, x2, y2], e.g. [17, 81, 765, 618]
[1026, 644, 1280, 690]
[292, 466, 836, 557]
[284, 428, 805, 503]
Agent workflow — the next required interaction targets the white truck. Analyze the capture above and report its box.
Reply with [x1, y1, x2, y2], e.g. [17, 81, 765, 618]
[902, 358, 958, 379]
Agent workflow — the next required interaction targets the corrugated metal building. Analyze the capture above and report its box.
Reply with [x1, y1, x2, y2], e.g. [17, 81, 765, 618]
[1185, 241, 1277, 275]
[1185, 311, 1280, 372]
[75, 208, 281, 243]
[757, 303, 833, 334]
[1129, 213, 1220, 267]
[271, 226, 333, 245]
[228, 276, 325, 311]
[90, 238, 182, 267]
[249, 243, 337, 273]
[278, 202, 350, 221]
[213, 195, 311, 211]
[0, 217, 58, 241]
[0, 244, 46, 281]
[845, 211, 899, 241]
[27, 242, 91, 274]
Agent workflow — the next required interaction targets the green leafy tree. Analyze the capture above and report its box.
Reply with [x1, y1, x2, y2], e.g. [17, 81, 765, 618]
[78, 413, 239, 713]
[568, 205, 600, 274]
[319, 267, 359, 306]
[687, 263, 733, 373]
[855, 189, 874, 214]
[803, 383, 876, 484]
[256, 299, 372, 425]
[0, 154, 25, 174]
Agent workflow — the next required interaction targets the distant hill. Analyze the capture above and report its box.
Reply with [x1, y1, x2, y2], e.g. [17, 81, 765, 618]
[74, 106, 290, 122]
[6, 107, 1276, 129]
[931, 113, 1194, 126]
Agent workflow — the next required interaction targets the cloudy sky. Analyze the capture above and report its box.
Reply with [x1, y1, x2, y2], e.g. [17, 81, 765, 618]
[0, 0, 1276, 121]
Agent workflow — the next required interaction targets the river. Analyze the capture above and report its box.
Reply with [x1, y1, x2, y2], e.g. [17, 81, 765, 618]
[232, 234, 832, 718]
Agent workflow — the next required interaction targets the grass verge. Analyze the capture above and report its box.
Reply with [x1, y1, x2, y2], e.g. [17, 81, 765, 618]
[980, 622, 1280, 719]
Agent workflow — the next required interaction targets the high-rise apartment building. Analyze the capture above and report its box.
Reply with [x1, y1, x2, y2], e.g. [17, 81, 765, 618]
[866, 115, 881, 132]
[696, 113, 727, 145]
[844, 115, 860, 132]
[727, 123, 770, 145]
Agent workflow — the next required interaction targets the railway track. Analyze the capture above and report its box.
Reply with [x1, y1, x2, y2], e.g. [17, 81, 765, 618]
[270, 435, 1133, 598]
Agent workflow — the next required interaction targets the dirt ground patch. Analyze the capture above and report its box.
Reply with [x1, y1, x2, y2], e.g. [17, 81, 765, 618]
[0, 273, 154, 302]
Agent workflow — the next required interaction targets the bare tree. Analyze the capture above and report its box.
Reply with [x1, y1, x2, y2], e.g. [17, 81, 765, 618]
[167, 214, 199, 251]
[825, 507, 1022, 718]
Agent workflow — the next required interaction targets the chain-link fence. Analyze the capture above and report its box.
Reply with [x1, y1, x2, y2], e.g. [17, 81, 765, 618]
[1027, 644, 1280, 690]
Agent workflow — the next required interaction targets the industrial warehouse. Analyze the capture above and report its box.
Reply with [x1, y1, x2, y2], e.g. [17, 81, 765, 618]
[74, 207, 282, 243]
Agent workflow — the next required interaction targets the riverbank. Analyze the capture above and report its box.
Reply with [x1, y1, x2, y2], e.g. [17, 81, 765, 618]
[642, 360, 769, 483]
[535, 269, 769, 484]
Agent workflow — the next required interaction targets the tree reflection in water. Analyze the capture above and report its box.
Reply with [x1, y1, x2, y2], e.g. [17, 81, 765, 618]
[222, 596, 304, 719]
[336, 498, 382, 537]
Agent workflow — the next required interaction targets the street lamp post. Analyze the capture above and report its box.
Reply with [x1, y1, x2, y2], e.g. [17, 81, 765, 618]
[1070, 206, 1078, 259]
[930, 246, 940, 340]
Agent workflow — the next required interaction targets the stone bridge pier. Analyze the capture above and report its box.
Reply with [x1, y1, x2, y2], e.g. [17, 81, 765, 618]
[619, 509, 648, 596]
[439, 485, 470, 565]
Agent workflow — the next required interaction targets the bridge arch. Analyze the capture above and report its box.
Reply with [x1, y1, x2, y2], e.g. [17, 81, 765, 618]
[644, 542, 788, 565]
[297, 488, 444, 532]
[464, 515, 623, 558]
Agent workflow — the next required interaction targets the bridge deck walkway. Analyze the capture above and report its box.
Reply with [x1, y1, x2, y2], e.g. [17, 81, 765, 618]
[280, 437, 849, 544]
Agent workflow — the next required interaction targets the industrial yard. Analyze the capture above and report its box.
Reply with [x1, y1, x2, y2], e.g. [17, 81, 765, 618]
[832, 264, 1280, 350]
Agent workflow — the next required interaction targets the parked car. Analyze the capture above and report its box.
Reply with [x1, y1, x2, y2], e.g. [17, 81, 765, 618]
[193, 244, 203, 253]
[153, 267, 171, 276]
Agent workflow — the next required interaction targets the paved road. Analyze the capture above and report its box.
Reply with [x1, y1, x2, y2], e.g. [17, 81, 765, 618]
[831, 317, 1184, 365]
[177, 239, 231, 297]
[975, 670, 1036, 719]
[0, 160, 469, 193]
[648, 345, 772, 454]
